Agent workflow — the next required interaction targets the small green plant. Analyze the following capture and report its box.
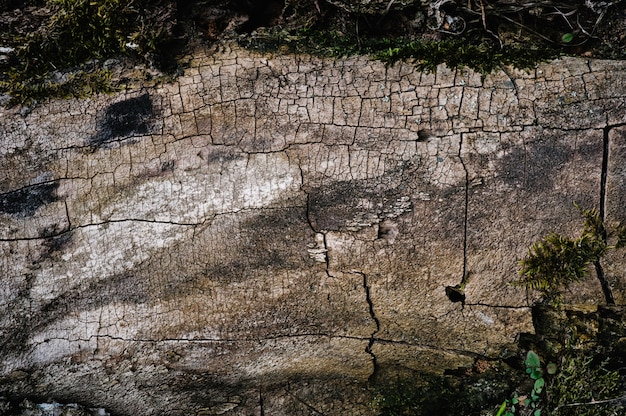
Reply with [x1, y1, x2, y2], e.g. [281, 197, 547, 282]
[496, 350, 555, 416]
[524, 351, 547, 413]
[516, 204, 624, 306]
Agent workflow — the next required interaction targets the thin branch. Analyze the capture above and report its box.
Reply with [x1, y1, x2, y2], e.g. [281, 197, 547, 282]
[497, 13, 557, 44]
[384, 0, 395, 15]
[577, 14, 594, 37]
[313, 0, 321, 14]
[479, 0, 503, 48]
[553, 394, 626, 412]
[549, 6, 576, 29]
[461, 5, 555, 44]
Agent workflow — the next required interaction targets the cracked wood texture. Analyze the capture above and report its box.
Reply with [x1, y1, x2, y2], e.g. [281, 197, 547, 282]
[1, 44, 625, 415]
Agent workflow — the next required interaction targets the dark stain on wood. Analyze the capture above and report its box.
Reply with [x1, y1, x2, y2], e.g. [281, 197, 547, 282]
[0, 181, 59, 217]
[90, 94, 154, 146]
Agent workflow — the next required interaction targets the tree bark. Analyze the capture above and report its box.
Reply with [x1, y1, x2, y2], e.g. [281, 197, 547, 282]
[0, 45, 625, 414]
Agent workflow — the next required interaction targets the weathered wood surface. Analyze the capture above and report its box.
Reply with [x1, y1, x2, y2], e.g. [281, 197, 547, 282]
[1, 44, 625, 414]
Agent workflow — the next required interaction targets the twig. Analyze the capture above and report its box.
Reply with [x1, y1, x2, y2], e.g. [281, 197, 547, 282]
[479, 0, 503, 48]
[570, 12, 603, 46]
[285, 382, 326, 415]
[497, 13, 557, 44]
[290, 393, 326, 415]
[313, 0, 321, 14]
[577, 13, 594, 37]
[593, 9, 607, 32]
[553, 394, 626, 413]
[547, 6, 576, 29]
[384, 0, 395, 15]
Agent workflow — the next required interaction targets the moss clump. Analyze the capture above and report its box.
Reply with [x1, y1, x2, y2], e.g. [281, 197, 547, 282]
[239, 27, 558, 74]
[3, 68, 117, 105]
[372, 40, 557, 73]
[516, 204, 623, 306]
[0, 0, 176, 105]
[547, 353, 622, 416]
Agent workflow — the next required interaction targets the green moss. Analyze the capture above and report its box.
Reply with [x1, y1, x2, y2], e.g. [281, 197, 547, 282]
[373, 40, 557, 73]
[548, 353, 622, 416]
[515, 205, 618, 306]
[0, 68, 118, 104]
[239, 28, 371, 58]
[1, 0, 175, 105]
[239, 28, 558, 74]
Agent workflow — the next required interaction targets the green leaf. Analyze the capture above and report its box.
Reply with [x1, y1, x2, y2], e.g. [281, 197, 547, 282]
[546, 362, 557, 374]
[525, 351, 541, 369]
[530, 369, 542, 380]
[534, 409, 541, 416]
[495, 401, 507, 416]
[534, 377, 545, 393]
[561, 33, 574, 43]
